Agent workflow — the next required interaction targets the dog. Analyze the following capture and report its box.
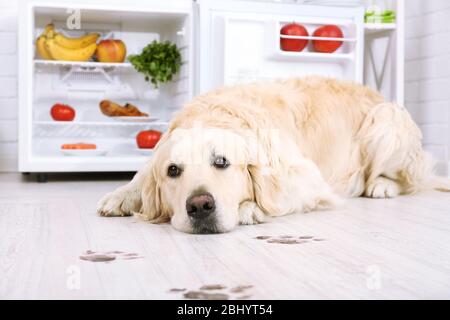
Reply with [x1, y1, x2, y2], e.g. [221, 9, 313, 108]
[97, 76, 448, 234]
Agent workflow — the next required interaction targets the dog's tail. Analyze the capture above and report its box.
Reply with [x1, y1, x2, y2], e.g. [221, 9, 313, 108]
[414, 155, 450, 193]
[419, 153, 450, 192]
[426, 175, 450, 192]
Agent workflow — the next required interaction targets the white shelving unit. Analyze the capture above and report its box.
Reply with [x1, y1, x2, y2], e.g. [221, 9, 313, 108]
[363, 0, 404, 105]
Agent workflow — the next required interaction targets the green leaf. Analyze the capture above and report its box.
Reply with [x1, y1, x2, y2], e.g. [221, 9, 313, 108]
[128, 40, 182, 88]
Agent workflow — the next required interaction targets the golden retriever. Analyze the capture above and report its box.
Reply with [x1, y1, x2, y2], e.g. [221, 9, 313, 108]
[97, 76, 447, 234]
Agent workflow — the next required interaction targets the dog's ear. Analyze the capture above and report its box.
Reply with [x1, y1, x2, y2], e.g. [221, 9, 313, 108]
[246, 129, 285, 215]
[247, 131, 341, 215]
[247, 164, 283, 215]
[137, 161, 171, 224]
[248, 160, 342, 215]
[136, 133, 173, 223]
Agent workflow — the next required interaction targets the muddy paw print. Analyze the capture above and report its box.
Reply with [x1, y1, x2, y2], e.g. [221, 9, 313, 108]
[79, 250, 144, 263]
[254, 235, 326, 245]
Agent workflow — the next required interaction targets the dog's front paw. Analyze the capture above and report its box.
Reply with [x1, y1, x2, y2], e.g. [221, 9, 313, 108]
[239, 201, 266, 225]
[365, 177, 400, 198]
[97, 191, 137, 217]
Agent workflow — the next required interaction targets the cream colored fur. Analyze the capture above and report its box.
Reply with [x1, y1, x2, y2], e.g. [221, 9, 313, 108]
[97, 76, 446, 233]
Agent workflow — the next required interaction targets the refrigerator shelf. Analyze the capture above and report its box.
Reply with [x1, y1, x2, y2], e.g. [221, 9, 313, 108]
[233, 16, 363, 82]
[34, 60, 161, 98]
[364, 23, 396, 35]
[34, 120, 169, 126]
[33, 121, 168, 138]
[269, 50, 354, 63]
[34, 59, 134, 69]
[267, 19, 359, 60]
[42, 154, 151, 160]
[26, 155, 149, 172]
[279, 35, 357, 42]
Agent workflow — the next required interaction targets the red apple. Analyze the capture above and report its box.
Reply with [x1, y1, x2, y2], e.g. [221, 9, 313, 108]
[96, 39, 126, 63]
[280, 23, 309, 52]
[312, 25, 344, 53]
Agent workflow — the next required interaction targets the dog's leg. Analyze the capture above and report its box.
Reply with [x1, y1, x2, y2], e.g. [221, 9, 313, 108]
[97, 164, 148, 217]
[359, 103, 432, 198]
[238, 201, 266, 225]
[364, 176, 400, 198]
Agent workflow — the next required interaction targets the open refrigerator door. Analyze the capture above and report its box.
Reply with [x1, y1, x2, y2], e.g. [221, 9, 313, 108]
[196, 0, 364, 94]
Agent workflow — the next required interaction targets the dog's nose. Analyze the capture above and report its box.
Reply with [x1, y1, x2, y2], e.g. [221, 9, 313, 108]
[186, 193, 215, 219]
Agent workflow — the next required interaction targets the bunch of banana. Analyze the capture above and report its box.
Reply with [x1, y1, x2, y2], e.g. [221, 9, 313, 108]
[36, 24, 100, 62]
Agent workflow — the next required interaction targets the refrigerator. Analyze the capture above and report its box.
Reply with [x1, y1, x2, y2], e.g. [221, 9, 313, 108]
[18, 0, 364, 178]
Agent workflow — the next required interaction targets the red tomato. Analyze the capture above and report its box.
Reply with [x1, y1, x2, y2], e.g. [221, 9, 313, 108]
[312, 25, 344, 53]
[136, 130, 162, 149]
[280, 23, 309, 52]
[51, 103, 75, 121]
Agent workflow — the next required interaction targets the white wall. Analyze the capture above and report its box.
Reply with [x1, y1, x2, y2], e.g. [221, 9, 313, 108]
[404, 0, 450, 175]
[0, 0, 18, 172]
[0, 0, 449, 174]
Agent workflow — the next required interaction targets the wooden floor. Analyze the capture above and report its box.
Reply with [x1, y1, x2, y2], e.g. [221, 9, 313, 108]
[0, 172, 449, 299]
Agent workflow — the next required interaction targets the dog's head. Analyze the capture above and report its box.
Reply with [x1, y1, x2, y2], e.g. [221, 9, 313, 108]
[139, 125, 254, 233]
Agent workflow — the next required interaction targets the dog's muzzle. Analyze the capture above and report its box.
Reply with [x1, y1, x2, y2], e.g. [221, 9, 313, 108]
[186, 192, 219, 233]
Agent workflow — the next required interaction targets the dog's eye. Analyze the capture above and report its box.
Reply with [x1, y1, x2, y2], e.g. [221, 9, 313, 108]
[212, 156, 230, 169]
[167, 164, 182, 178]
